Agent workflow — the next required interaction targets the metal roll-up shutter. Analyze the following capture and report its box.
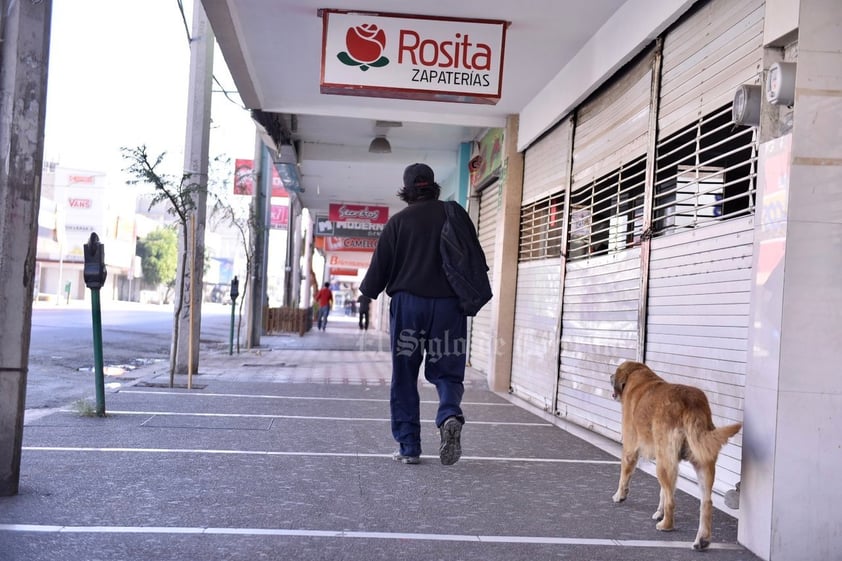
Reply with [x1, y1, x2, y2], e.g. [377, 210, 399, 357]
[659, 0, 764, 139]
[558, 248, 642, 440]
[521, 118, 572, 205]
[645, 0, 763, 495]
[645, 217, 753, 493]
[509, 119, 571, 407]
[556, 50, 653, 436]
[468, 184, 498, 374]
[572, 48, 654, 189]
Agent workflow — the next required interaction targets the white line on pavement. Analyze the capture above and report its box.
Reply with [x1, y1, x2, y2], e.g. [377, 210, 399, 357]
[66, 410, 552, 427]
[119, 389, 513, 407]
[0, 523, 742, 550]
[22, 446, 618, 464]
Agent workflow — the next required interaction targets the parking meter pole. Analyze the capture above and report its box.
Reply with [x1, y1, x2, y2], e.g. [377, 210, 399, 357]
[90, 288, 106, 417]
[228, 276, 240, 356]
[83, 232, 107, 417]
[229, 300, 236, 355]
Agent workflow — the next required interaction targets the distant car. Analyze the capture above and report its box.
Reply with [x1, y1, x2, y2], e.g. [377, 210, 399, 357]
[210, 285, 231, 304]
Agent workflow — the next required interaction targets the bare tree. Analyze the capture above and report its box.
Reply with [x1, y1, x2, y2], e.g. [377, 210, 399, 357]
[123, 145, 202, 386]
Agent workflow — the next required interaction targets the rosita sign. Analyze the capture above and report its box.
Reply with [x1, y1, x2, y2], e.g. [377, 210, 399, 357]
[320, 10, 507, 105]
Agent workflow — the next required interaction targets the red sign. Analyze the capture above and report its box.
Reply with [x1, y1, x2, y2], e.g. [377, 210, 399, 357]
[68, 198, 92, 208]
[270, 205, 289, 229]
[329, 267, 359, 277]
[68, 175, 95, 184]
[316, 236, 377, 252]
[328, 203, 389, 224]
[234, 159, 289, 198]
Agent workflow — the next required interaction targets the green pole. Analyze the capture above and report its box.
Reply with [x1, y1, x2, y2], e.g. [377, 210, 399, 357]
[229, 298, 236, 356]
[90, 288, 106, 417]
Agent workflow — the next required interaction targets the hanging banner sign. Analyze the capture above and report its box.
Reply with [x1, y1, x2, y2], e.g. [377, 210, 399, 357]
[270, 204, 289, 229]
[234, 159, 289, 198]
[328, 203, 389, 224]
[316, 236, 378, 252]
[321, 9, 507, 104]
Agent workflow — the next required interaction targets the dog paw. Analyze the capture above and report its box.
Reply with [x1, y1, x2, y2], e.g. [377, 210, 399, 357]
[651, 509, 664, 521]
[612, 492, 626, 503]
[655, 520, 674, 532]
[693, 538, 710, 551]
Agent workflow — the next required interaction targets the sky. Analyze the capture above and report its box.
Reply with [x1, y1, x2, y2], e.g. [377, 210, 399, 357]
[44, 1, 256, 200]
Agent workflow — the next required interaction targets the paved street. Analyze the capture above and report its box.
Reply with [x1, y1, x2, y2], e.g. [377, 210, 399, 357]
[1, 316, 760, 561]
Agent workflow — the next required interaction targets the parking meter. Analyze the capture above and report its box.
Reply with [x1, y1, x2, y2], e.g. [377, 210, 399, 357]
[230, 276, 240, 302]
[83, 233, 107, 290]
[82, 232, 107, 416]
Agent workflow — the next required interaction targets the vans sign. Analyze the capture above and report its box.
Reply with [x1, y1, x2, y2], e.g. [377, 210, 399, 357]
[321, 10, 507, 104]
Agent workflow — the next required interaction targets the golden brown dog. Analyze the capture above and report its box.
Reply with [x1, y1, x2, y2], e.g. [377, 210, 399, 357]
[610, 360, 742, 551]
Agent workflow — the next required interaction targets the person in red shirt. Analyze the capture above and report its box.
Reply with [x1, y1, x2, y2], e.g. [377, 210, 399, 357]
[315, 282, 333, 331]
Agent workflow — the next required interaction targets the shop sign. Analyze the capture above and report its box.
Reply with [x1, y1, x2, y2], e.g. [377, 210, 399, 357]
[327, 252, 374, 269]
[316, 236, 378, 252]
[328, 203, 389, 225]
[321, 9, 507, 104]
[270, 204, 289, 229]
[315, 215, 385, 238]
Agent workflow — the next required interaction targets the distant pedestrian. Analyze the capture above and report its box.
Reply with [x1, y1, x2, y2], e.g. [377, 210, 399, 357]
[357, 292, 371, 330]
[360, 162, 481, 467]
[315, 282, 333, 331]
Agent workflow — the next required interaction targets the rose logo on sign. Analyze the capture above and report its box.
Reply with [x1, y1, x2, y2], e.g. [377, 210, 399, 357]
[337, 23, 389, 71]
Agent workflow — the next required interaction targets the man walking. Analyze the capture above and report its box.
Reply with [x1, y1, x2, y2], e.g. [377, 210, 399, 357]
[360, 163, 480, 466]
[315, 282, 333, 331]
[357, 292, 371, 330]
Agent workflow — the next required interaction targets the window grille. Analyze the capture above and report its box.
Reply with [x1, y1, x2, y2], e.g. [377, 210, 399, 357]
[653, 103, 757, 234]
[518, 192, 565, 262]
[567, 156, 646, 260]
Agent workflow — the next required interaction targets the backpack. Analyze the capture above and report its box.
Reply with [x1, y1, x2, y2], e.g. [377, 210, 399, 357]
[440, 200, 492, 316]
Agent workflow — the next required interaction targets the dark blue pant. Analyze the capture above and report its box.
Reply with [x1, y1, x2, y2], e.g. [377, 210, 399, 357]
[389, 292, 467, 457]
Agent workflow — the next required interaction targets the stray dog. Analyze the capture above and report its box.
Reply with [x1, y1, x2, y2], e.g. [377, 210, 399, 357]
[610, 361, 742, 550]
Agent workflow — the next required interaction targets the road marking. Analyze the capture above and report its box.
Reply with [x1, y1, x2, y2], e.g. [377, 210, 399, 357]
[0, 523, 742, 550]
[65, 410, 551, 427]
[22, 446, 618, 464]
[119, 389, 513, 407]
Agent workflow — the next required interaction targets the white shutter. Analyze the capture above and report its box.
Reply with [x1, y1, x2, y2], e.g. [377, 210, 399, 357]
[557, 249, 641, 440]
[572, 49, 653, 189]
[468, 184, 498, 374]
[645, 216, 753, 492]
[522, 118, 572, 205]
[509, 121, 572, 407]
[658, 0, 764, 138]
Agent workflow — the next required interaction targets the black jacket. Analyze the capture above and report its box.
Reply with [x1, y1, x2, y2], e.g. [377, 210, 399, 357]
[360, 199, 456, 299]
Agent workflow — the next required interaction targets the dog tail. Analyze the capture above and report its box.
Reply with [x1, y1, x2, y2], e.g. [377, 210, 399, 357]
[687, 422, 742, 465]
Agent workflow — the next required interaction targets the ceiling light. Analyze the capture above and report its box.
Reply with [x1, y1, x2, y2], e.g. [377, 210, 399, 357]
[368, 135, 391, 154]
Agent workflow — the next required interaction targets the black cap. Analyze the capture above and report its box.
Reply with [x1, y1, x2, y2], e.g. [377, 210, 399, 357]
[403, 163, 435, 188]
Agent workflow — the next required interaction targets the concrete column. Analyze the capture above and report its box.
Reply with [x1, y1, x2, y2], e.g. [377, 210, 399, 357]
[0, 0, 51, 496]
[173, 1, 213, 374]
[248, 141, 270, 347]
[740, 1, 842, 559]
[487, 115, 523, 392]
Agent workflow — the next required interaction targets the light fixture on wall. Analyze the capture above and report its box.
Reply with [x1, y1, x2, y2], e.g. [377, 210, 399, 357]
[368, 135, 391, 154]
